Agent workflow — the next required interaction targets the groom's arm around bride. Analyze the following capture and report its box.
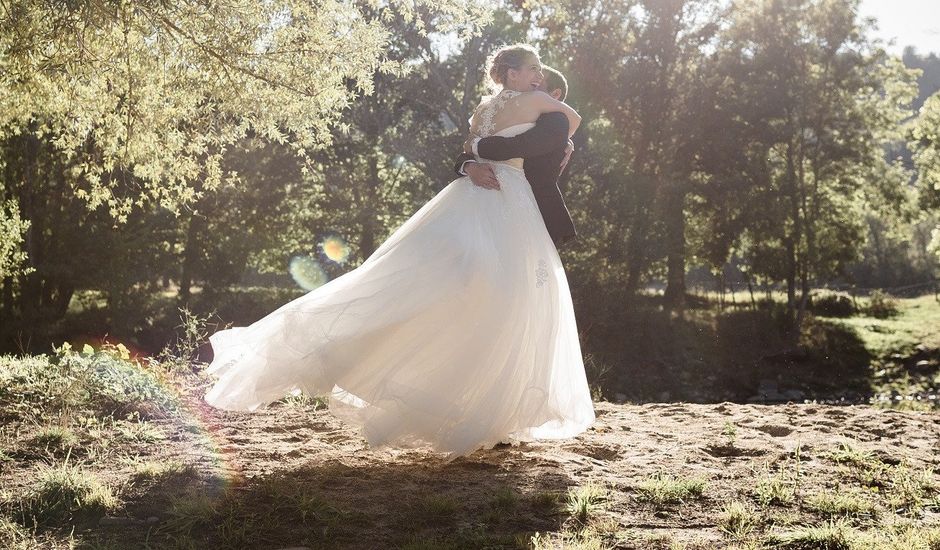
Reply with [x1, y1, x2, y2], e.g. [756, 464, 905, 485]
[452, 111, 578, 248]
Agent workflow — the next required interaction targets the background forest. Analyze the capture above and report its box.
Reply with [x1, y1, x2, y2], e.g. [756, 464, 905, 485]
[2, 0, 939, 403]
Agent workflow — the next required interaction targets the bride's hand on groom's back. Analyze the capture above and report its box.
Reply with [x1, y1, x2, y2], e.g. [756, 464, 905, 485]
[465, 163, 500, 190]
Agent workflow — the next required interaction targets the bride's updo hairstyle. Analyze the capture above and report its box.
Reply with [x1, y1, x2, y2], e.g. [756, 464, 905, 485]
[485, 43, 539, 93]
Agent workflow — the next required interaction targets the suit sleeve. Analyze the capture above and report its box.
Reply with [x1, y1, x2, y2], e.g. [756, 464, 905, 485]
[476, 112, 570, 161]
[453, 152, 475, 177]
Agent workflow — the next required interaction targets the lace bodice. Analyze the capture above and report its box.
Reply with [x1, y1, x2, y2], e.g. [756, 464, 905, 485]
[473, 89, 523, 138]
[470, 89, 532, 170]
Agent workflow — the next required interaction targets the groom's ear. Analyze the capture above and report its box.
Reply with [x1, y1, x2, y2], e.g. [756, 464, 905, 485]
[550, 89, 563, 100]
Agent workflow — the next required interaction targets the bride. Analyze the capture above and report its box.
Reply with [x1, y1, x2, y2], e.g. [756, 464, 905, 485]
[203, 43, 596, 462]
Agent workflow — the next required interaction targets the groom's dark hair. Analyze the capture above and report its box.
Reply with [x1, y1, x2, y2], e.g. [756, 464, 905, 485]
[543, 66, 568, 101]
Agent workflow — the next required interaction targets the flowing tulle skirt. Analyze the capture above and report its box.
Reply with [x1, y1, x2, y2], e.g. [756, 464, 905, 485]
[204, 161, 595, 461]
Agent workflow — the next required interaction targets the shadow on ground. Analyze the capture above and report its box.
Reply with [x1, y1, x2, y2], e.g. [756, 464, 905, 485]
[89, 443, 576, 549]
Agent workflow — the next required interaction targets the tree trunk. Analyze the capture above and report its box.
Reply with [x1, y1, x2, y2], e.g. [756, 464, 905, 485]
[624, 178, 654, 301]
[179, 211, 205, 303]
[359, 156, 380, 260]
[663, 186, 686, 311]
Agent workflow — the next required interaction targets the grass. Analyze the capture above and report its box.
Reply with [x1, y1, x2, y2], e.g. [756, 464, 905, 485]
[828, 295, 940, 357]
[822, 439, 940, 515]
[635, 472, 707, 507]
[414, 494, 460, 526]
[529, 490, 566, 520]
[566, 480, 609, 525]
[276, 389, 328, 409]
[827, 440, 878, 468]
[130, 459, 194, 482]
[114, 415, 166, 443]
[28, 425, 80, 455]
[718, 500, 760, 541]
[15, 460, 119, 526]
[161, 490, 218, 536]
[805, 490, 878, 519]
[753, 467, 796, 507]
[884, 463, 938, 515]
[768, 519, 940, 549]
[490, 485, 519, 512]
[766, 516, 856, 549]
[1, 298, 939, 548]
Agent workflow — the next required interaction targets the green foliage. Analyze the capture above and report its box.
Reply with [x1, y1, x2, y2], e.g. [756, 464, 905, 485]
[912, 93, 940, 210]
[0, 199, 32, 280]
[28, 426, 80, 456]
[0, 1, 491, 352]
[766, 517, 856, 549]
[866, 290, 901, 319]
[156, 306, 216, 372]
[718, 500, 758, 541]
[0, 343, 180, 421]
[0, 0, 490, 221]
[805, 491, 877, 518]
[754, 470, 796, 507]
[809, 291, 857, 317]
[911, 91, 940, 260]
[0, 517, 45, 550]
[59, 345, 180, 418]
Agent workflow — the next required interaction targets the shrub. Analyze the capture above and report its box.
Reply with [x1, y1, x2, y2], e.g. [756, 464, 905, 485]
[809, 291, 856, 317]
[866, 290, 900, 319]
[56, 344, 181, 419]
[0, 344, 181, 422]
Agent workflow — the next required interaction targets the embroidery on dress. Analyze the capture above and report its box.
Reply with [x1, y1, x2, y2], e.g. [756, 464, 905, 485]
[535, 259, 549, 288]
[477, 89, 522, 138]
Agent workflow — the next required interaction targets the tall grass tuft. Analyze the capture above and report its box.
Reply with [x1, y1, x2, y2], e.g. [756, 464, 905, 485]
[805, 491, 877, 519]
[718, 500, 759, 541]
[636, 471, 707, 507]
[29, 425, 80, 455]
[753, 465, 795, 506]
[766, 517, 856, 549]
[16, 458, 118, 525]
[566, 480, 608, 525]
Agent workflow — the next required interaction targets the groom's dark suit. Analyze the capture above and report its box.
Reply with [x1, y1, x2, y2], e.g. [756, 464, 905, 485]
[453, 112, 577, 248]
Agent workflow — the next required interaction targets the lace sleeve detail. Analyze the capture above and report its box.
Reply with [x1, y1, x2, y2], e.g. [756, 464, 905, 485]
[475, 89, 522, 137]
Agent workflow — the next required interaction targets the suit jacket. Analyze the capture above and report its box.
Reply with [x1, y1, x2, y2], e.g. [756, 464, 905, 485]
[453, 111, 578, 248]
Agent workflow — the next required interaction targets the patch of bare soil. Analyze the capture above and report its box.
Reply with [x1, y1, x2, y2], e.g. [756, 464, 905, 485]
[90, 376, 939, 549]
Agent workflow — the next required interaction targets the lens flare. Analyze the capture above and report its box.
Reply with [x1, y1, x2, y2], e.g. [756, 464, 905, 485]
[288, 255, 328, 291]
[319, 235, 351, 264]
[50, 341, 247, 493]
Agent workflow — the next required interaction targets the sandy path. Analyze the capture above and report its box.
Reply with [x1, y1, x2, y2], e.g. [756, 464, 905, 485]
[153, 391, 940, 548]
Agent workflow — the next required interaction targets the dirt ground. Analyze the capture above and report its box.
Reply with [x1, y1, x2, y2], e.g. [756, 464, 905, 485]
[110, 380, 940, 549]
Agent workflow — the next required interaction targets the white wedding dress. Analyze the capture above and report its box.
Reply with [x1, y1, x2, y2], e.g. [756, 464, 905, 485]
[204, 90, 595, 461]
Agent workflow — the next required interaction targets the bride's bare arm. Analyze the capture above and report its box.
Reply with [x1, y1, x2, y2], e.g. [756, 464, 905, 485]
[463, 107, 484, 154]
[526, 91, 581, 137]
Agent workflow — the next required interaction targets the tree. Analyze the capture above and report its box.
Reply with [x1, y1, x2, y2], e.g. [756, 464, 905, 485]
[0, 1, 490, 346]
[697, 0, 917, 333]
[911, 92, 940, 259]
[538, 0, 720, 308]
[0, 0, 488, 220]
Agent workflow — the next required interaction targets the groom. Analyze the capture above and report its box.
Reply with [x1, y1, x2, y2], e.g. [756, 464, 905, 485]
[452, 66, 578, 249]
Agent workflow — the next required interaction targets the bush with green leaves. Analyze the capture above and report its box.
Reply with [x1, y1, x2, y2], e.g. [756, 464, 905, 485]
[0, 343, 180, 421]
[866, 290, 900, 319]
[809, 291, 857, 317]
